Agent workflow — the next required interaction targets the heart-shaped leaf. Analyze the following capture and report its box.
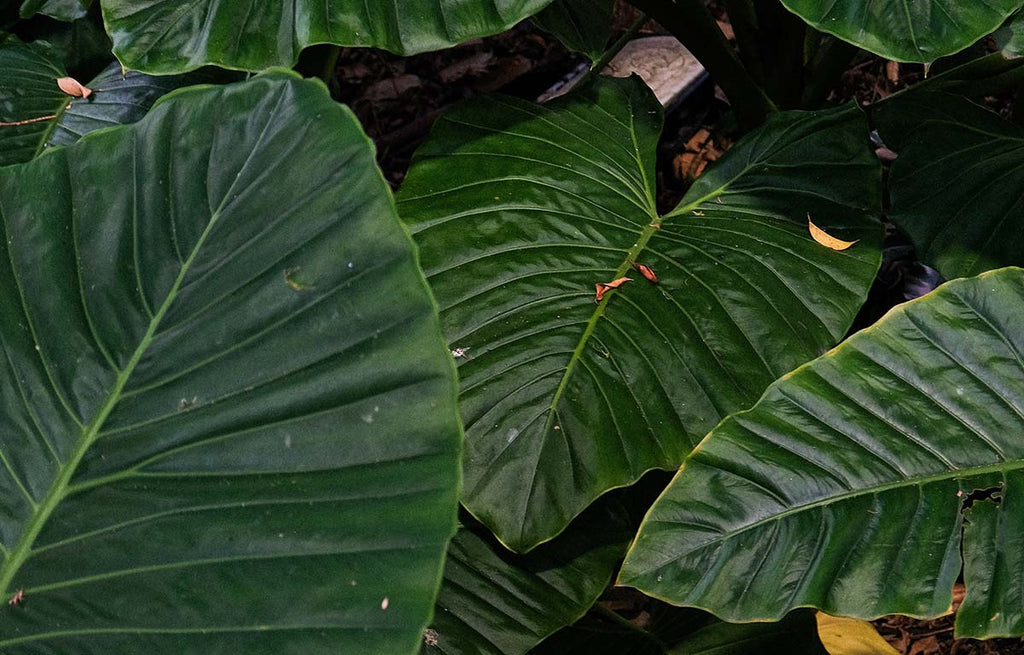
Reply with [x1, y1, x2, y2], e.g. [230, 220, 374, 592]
[397, 76, 882, 551]
[778, 0, 1023, 62]
[876, 92, 1024, 279]
[619, 267, 1024, 639]
[100, 0, 556, 74]
[0, 71, 461, 653]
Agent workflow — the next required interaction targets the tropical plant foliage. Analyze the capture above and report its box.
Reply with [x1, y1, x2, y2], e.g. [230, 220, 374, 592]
[3, 0, 1024, 652]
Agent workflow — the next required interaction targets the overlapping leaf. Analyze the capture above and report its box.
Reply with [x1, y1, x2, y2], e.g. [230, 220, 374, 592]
[778, 0, 1023, 62]
[620, 267, 1024, 639]
[876, 92, 1024, 279]
[48, 62, 221, 149]
[100, 0, 556, 74]
[398, 75, 882, 551]
[0, 71, 461, 653]
[424, 498, 632, 655]
[0, 41, 203, 166]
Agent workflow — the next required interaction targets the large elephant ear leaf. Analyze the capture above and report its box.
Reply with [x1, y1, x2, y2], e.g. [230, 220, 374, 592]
[778, 0, 1024, 63]
[397, 75, 882, 552]
[0, 71, 462, 653]
[100, 0, 556, 74]
[875, 92, 1024, 279]
[619, 267, 1024, 640]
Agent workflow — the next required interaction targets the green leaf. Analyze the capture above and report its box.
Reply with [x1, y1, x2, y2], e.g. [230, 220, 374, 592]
[0, 71, 462, 653]
[535, 605, 826, 654]
[0, 42, 206, 166]
[397, 76, 883, 552]
[875, 92, 1024, 279]
[0, 40, 67, 166]
[100, 0, 557, 74]
[778, 0, 1024, 63]
[533, 0, 614, 62]
[48, 63, 224, 149]
[619, 267, 1024, 639]
[424, 499, 632, 655]
[19, 0, 91, 21]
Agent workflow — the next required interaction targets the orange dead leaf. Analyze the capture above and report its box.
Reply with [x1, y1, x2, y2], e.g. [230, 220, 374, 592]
[594, 276, 632, 302]
[632, 262, 658, 284]
[808, 216, 858, 251]
[56, 77, 92, 98]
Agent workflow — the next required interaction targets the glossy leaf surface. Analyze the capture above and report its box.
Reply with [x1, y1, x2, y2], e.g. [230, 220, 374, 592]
[101, 0, 556, 74]
[424, 500, 632, 655]
[48, 63, 219, 149]
[779, 0, 1023, 62]
[398, 76, 882, 551]
[0, 71, 461, 653]
[876, 92, 1024, 279]
[0, 42, 202, 166]
[620, 268, 1024, 639]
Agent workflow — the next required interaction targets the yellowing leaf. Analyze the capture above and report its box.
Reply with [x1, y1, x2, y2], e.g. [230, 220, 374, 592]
[816, 613, 899, 655]
[56, 76, 92, 98]
[808, 215, 859, 251]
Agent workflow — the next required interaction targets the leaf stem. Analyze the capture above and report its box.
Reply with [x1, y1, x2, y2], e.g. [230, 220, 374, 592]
[584, 13, 649, 80]
[320, 46, 342, 95]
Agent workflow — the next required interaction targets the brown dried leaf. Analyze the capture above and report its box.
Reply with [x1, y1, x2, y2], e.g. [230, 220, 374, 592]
[633, 262, 658, 284]
[56, 76, 92, 98]
[808, 216, 859, 251]
[594, 276, 632, 302]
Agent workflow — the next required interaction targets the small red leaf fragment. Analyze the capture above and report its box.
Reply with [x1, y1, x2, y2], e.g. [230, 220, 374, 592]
[594, 276, 632, 302]
[7, 589, 24, 606]
[56, 76, 92, 98]
[633, 262, 658, 284]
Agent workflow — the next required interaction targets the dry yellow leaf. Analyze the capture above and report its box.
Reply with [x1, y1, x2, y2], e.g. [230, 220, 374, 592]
[808, 215, 859, 251]
[56, 77, 92, 99]
[816, 613, 899, 655]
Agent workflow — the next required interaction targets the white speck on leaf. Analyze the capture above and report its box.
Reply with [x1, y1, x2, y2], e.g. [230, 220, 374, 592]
[506, 428, 518, 444]
[381, 597, 389, 610]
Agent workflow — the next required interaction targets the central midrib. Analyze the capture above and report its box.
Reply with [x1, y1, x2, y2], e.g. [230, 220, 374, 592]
[539, 173, 744, 434]
[540, 111, 662, 433]
[0, 203, 223, 599]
